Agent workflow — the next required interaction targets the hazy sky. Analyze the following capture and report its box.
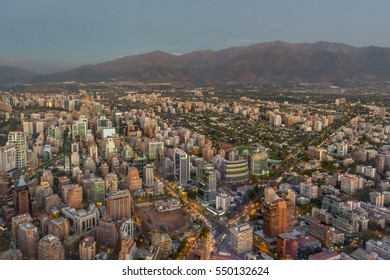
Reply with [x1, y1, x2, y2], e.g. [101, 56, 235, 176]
[1, 0, 389, 71]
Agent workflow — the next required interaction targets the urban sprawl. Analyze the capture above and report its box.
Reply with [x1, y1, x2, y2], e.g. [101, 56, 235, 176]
[0, 83, 389, 260]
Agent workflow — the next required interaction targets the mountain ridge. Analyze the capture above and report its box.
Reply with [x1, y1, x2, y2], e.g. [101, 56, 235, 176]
[3, 41, 390, 85]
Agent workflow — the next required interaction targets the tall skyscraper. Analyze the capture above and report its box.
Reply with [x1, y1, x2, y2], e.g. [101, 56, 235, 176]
[143, 164, 154, 187]
[8, 132, 27, 169]
[106, 190, 131, 221]
[12, 177, 30, 215]
[263, 199, 295, 237]
[197, 163, 217, 205]
[17, 222, 39, 259]
[38, 234, 65, 260]
[229, 223, 254, 255]
[174, 151, 190, 185]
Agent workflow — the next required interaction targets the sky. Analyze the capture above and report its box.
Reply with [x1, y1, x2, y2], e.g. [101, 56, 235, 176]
[0, 0, 389, 73]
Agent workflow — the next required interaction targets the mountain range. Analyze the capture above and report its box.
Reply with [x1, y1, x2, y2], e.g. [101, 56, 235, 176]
[2, 41, 390, 85]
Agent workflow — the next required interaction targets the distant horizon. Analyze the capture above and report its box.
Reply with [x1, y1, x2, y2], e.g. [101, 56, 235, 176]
[1, 39, 389, 75]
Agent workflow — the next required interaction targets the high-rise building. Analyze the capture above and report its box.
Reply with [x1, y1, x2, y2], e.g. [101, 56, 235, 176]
[12, 177, 30, 215]
[11, 213, 32, 243]
[0, 144, 16, 172]
[263, 199, 295, 237]
[340, 174, 364, 195]
[17, 222, 39, 259]
[127, 167, 142, 192]
[276, 233, 299, 260]
[376, 153, 386, 175]
[148, 141, 164, 160]
[38, 234, 65, 260]
[96, 218, 118, 249]
[48, 217, 69, 241]
[222, 159, 249, 183]
[229, 223, 253, 255]
[79, 236, 96, 260]
[133, 156, 147, 179]
[118, 237, 137, 260]
[104, 173, 118, 193]
[174, 151, 190, 185]
[216, 193, 231, 211]
[143, 164, 154, 187]
[197, 163, 217, 205]
[61, 184, 83, 209]
[250, 150, 268, 176]
[72, 118, 87, 141]
[119, 219, 136, 240]
[106, 190, 131, 221]
[89, 177, 105, 203]
[8, 132, 27, 169]
[0, 179, 9, 208]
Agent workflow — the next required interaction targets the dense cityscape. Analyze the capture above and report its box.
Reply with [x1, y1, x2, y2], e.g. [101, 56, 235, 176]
[0, 82, 389, 260]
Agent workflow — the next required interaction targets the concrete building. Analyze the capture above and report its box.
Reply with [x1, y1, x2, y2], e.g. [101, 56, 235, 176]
[276, 232, 298, 260]
[127, 167, 142, 192]
[299, 181, 319, 199]
[216, 193, 231, 211]
[12, 213, 33, 243]
[340, 174, 364, 195]
[106, 190, 131, 221]
[61, 184, 83, 209]
[62, 205, 99, 236]
[370, 192, 384, 207]
[143, 164, 154, 187]
[38, 234, 65, 260]
[96, 218, 118, 249]
[151, 234, 172, 255]
[230, 223, 253, 255]
[0, 145, 16, 172]
[365, 239, 390, 260]
[48, 217, 69, 241]
[17, 222, 39, 259]
[79, 236, 96, 260]
[118, 237, 137, 260]
[308, 222, 332, 247]
[263, 199, 295, 237]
